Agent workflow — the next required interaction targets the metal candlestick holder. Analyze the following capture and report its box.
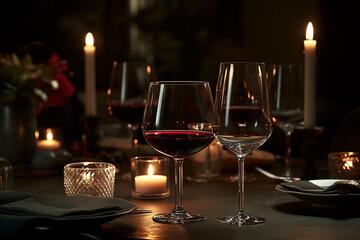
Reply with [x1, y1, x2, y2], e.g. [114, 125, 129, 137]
[294, 126, 324, 180]
[81, 115, 101, 154]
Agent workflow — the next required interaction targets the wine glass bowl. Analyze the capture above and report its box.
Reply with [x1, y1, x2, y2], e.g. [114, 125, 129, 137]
[214, 62, 272, 226]
[107, 61, 156, 153]
[267, 64, 304, 177]
[142, 81, 215, 224]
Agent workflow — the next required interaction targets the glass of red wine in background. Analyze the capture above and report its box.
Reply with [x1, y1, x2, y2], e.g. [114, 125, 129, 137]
[214, 62, 272, 225]
[107, 61, 156, 155]
[267, 64, 304, 178]
[142, 81, 215, 224]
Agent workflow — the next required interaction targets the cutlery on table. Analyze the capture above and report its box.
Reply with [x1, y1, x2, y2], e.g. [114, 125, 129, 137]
[254, 167, 300, 182]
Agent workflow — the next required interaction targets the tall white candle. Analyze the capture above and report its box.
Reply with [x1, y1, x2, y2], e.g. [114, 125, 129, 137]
[303, 22, 317, 128]
[84, 32, 97, 116]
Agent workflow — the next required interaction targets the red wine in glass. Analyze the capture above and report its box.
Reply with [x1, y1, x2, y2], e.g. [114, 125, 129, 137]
[142, 81, 215, 224]
[144, 130, 214, 158]
[108, 101, 145, 126]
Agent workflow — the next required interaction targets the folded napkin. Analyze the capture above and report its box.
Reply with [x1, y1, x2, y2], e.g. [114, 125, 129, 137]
[0, 191, 129, 238]
[280, 180, 360, 194]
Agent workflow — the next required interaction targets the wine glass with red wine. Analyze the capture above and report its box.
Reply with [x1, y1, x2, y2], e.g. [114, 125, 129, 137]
[142, 81, 215, 224]
[107, 61, 156, 155]
[213, 62, 272, 226]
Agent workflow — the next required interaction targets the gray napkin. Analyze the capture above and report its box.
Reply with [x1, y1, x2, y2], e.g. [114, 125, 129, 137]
[280, 180, 360, 194]
[0, 191, 126, 238]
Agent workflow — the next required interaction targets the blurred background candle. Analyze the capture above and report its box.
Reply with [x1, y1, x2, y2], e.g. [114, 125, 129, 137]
[84, 32, 97, 116]
[37, 128, 61, 150]
[304, 22, 317, 128]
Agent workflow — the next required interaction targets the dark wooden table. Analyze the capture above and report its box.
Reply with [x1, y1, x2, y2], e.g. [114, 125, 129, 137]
[9, 165, 360, 240]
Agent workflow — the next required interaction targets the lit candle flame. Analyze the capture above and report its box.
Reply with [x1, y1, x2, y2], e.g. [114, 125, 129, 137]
[148, 164, 153, 176]
[306, 22, 314, 40]
[85, 32, 94, 46]
[46, 129, 54, 141]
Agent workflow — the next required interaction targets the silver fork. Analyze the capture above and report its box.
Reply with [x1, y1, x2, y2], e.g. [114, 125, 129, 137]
[254, 167, 301, 182]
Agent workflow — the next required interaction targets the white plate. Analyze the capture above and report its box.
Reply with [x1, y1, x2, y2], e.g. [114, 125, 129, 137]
[275, 179, 360, 207]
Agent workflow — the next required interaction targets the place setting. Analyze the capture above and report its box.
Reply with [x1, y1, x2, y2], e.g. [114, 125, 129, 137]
[275, 151, 360, 208]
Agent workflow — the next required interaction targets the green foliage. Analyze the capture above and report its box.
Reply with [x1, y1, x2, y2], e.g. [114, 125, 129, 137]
[0, 54, 53, 104]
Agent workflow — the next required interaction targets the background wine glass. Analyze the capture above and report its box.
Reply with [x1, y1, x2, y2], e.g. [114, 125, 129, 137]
[214, 62, 272, 226]
[267, 64, 304, 178]
[107, 61, 156, 155]
[142, 81, 215, 224]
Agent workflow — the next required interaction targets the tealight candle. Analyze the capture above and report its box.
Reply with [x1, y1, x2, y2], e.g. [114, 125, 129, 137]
[135, 164, 167, 193]
[37, 128, 61, 150]
[328, 152, 360, 179]
[131, 156, 170, 199]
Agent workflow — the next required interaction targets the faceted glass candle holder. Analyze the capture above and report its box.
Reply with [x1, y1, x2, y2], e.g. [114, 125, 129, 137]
[64, 162, 115, 198]
[328, 152, 360, 179]
[131, 156, 170, 199]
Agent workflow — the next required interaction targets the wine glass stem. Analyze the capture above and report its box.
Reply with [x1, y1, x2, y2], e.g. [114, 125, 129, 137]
[174, 158, 184, 212]
[284, 131, 292, 177]
[237, 157, 245, 215]
[129, 124, 139, 156]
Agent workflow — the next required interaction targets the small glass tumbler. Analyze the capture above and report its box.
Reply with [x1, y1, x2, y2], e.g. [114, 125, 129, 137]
[64, 162, 115, 198]
[131, 156, 170, 199]
[187, 140, 222, 182]
[328, 152, 360, 179]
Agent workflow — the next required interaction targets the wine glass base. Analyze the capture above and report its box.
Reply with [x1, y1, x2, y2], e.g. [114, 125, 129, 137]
[216, 213, 265, 226]
[153, 211, 206, 224]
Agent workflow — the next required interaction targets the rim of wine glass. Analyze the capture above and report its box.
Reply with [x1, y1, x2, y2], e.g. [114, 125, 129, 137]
[219, 61, 265, 66]
[267, 63, 303, 67]
[113, 60, 152, 64]
[150, 81, 210, 85]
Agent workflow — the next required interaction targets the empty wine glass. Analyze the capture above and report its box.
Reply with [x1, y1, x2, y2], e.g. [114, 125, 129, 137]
[107, 61, 156, 155]
[267, 64, 304, 178]
[142, 81, 215, 224]
[213, 62, 272, 226]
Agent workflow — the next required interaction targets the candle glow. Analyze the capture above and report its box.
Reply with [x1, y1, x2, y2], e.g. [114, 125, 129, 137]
[134, 164, 167, 194]
[37, 128, 61, 150]
[306, 22, 314, 40]
[85, 32, 94, 46]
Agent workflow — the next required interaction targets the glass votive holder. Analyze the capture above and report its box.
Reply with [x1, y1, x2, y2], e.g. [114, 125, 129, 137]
[328, 152, 360, 179]
[131, 156, 170, 199]
[36, 127, 62, 151]
[64, 162, 115, 198]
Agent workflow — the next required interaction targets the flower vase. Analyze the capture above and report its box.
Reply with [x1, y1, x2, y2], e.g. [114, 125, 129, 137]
[0, 100, 37, 165]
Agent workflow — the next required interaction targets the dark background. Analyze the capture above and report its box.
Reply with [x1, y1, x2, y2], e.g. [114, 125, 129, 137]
[1, 0, 359, 156]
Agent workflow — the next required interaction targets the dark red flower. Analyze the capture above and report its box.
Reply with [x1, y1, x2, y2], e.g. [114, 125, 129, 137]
[36, 52, 75, 114]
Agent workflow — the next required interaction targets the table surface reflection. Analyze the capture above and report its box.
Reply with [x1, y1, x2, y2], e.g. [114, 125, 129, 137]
[10, 168, 360, 240]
